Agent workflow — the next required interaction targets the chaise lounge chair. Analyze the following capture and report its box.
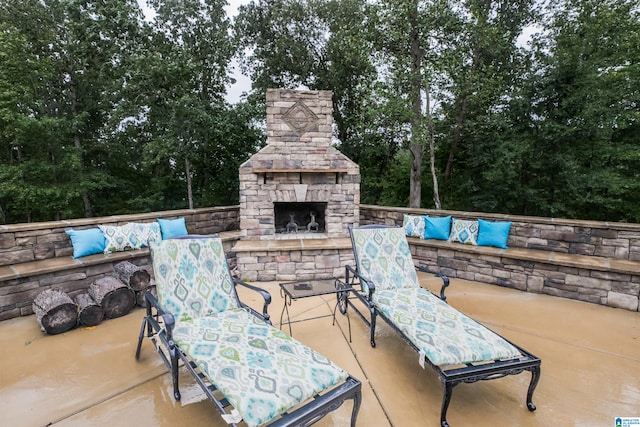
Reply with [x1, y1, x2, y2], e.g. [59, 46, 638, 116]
[135, 235, 362, 427]
[343, 225, 540, 427]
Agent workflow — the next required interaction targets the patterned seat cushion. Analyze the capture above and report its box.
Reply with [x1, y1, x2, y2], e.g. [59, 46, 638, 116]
[151, 237, 349, 426]
[351, 227, 421, 295]
[373, 287, 522, 366]
[351, 226, 522, 366]
[150, 237, 240, 322]
[173, 309, 348, 427]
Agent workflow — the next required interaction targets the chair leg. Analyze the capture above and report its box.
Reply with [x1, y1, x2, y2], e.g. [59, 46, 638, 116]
[369, 308, 377, 348]
[440, 381, 454, 427]
[350, 389, 362, 427]
[135, 317, 148, 360]
[170, 345, 181, 401]
[526, 365, 541, 411]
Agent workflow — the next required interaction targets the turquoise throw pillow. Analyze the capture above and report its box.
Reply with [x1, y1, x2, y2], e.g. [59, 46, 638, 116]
[158, 217, 188, 239]
[477, 219, 511, 249]
[65, 228, 106, 258]
[424, 215, 451, 240]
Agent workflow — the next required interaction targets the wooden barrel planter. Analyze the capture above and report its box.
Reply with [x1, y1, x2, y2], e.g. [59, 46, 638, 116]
[88, 276, 135, 319]
[32, 289, 78, 335]
[74, 293, 104, 326]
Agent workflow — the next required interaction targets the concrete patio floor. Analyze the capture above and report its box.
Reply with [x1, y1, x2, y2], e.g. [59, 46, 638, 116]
[1, 275, 639, 427]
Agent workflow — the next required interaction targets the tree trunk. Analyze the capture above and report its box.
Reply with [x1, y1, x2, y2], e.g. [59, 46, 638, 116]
[186, 158, 193, 209]
[32, 289, 78, 335]
[114, 261, 151, 291]
[409, 144, 423, 208]
[425, 80, 441, 209]
[69, 68, 93, 218]
[88, 276, 135, 319]
[408, 1, 424, 208]
[444, 0, 490, 185]
[75, 293, 104, 326]
[444, 96, 469, 182]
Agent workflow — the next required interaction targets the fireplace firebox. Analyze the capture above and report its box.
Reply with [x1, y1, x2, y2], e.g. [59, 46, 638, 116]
[274, 202, 327, 234]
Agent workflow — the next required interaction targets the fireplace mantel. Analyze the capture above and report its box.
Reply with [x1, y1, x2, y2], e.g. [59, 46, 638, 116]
[251, 168, 351, 173]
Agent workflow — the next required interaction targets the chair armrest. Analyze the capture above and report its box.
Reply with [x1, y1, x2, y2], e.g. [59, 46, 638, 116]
[144, 290, 176, 342]
[345, 264, 376, 302]
[416, 265, 450, 302]
[233, 278, 272, 323]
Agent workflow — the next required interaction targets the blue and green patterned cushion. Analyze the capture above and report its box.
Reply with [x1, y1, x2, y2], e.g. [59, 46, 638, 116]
[127, 222, 162, 247]
[150, 237, 239, 322]
[403, 214, 425, 238]
[448, 218, 479, 245]
[351, 227, 421, 295]
[173, 309, 348, 427]
[373, 287, 522, 366]
[99, 224, 142, 253]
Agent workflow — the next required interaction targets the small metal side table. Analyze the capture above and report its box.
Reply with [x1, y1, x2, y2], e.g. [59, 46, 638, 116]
[279, 278, 353, 341]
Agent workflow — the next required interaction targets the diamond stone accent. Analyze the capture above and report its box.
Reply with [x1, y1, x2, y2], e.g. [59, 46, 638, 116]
[282, 101, 318, 136]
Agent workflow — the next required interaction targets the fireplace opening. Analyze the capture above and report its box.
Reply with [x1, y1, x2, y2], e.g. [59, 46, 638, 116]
[274, 202, 327, 235]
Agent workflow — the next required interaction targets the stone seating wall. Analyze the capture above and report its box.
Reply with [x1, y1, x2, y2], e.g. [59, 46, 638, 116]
[0, 207, 239, 320]
[2, 204, 640, 321]
[359, 205, 640, 312]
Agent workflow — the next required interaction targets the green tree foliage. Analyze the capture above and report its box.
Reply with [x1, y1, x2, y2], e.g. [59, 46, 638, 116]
[234, 0, 391, 204]
[0, 0, 261, 223]
[139, 0, 235, 209]
[521, 0, 640, 221]
[1, 0, 638, 224]
[0, 0, 147, 221]
[432, 0, 535, 210]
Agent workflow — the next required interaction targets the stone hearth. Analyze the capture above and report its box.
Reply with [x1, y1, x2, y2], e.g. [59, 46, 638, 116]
[233, 89, 360, 281]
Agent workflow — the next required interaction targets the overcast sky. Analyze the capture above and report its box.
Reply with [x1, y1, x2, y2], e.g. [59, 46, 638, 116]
[137, 1, 536, 104]
[224, 1, 251, 103]
[137, 0, 250, 103]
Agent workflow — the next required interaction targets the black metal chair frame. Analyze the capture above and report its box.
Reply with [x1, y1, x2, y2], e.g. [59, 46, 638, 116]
[343, 225, 541, 427]
[135, 237, 362, 427]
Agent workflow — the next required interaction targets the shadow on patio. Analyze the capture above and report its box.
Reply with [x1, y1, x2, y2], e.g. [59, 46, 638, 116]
[1, 274, 639, 426]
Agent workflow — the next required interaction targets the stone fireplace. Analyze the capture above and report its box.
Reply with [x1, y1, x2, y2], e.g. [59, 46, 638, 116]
[233, 89, 360, 281]
[238, 89, 360, 240]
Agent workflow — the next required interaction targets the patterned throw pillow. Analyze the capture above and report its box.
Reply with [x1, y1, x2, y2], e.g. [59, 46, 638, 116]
[127, 222, 161, 247]
[403, 214, 425, 238]
[448, 218, 479, 245]
[99, 224, 141, 253]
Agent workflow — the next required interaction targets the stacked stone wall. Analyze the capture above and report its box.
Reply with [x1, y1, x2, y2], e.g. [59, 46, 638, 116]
[360, 205, 640, 262]
[0, 207, 239, 320]
[3, 204, 640, 321]
[235, 249, 354, 282]
[0, 206, 239, 267]
[361, 205, 640, 311]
